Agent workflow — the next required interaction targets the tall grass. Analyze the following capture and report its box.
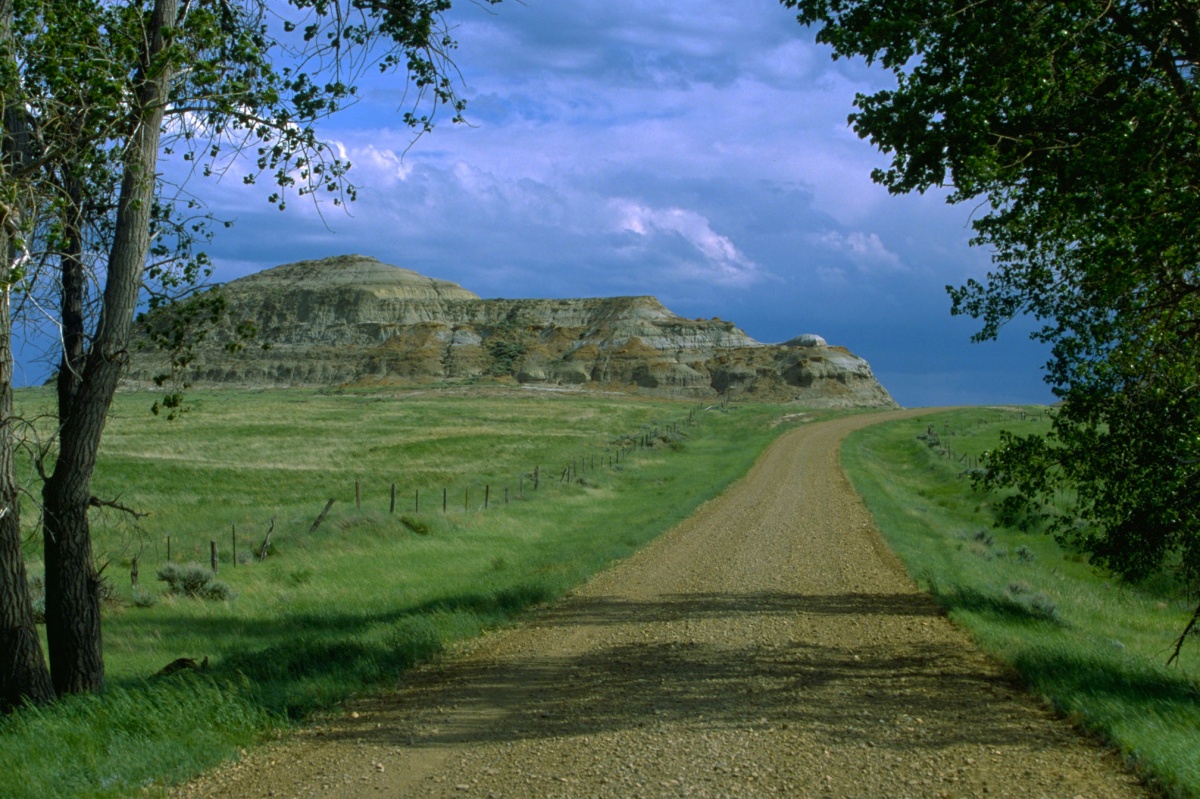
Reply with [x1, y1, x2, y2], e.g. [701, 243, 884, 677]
[842, 407, 1200, 797]
[4, 387, 806, 798]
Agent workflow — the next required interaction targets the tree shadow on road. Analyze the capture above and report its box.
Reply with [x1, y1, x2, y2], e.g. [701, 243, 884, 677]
[315, 589, 1088, 754]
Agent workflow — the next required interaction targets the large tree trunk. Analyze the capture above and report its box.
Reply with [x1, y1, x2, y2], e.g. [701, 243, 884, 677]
[0, 0, 54, 712]
[39, 173, 99, 697]
[0, 234, 55, 712]
[42, 0, 177, 696]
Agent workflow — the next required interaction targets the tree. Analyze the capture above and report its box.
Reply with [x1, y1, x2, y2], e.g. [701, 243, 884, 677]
[784, 0, 1200, 652]
[0, 0, 491, 709]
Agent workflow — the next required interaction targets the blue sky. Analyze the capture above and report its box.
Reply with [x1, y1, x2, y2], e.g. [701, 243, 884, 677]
[189, 0, 1053, 407]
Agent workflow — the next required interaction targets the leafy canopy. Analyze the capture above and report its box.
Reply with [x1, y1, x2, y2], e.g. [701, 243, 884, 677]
[784, 1, 1200, 596]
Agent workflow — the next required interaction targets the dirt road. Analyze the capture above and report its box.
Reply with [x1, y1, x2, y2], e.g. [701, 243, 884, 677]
[174, 410, 1146, 798]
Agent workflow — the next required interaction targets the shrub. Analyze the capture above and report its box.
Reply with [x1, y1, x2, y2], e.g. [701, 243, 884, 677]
[131, 590, 159, 608]
[286, 569, 314, 587]
[485, 338, 526, 376]
[400, 515, 432, 535]
[157, 562, 236, 601]
[1027, 592, 1061, 623]
[1015, 545, 1036, 563]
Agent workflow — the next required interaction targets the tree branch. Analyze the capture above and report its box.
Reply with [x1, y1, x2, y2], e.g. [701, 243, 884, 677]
[1167, 595, 1200, 667]
[88, 496, 149, 519]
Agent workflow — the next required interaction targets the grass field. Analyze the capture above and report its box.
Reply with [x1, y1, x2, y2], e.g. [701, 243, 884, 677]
[2, 386, 813, 799]
[842, 407, 1200, 798]
[9, 395, 1199, 797]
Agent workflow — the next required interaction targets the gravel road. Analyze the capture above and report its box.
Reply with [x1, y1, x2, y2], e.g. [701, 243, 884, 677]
[173, 410, 1147, 799]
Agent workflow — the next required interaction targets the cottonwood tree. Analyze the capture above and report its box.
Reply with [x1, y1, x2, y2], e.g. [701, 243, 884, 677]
[784, 1, 1200, 653]
[0, 0, 490, 710]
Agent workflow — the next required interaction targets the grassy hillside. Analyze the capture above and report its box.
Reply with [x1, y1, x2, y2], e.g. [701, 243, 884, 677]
[842, 408, 1200, 797]
[3, 387, 810, 799]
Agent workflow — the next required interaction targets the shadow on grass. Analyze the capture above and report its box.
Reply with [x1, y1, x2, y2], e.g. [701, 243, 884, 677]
[1013, 648, 1200, 709]
[928, 584, 1069, 627]
[111, 581, 564, 717]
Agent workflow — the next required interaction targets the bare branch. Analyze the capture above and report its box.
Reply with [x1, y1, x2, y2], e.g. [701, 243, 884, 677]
[88, 495, 150, 520]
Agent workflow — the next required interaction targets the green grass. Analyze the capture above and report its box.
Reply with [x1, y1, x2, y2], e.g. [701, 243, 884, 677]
[842, 407, 1200, 798]
[29, 396, 1191, 795]
[4, 386, 813, 798]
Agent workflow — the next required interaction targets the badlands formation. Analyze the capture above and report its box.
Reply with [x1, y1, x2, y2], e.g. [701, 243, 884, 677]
[127, 255, 897, 408]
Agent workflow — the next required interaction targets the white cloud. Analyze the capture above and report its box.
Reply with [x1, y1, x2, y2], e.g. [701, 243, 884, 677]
[811, 230, 905, 272]
[351, 144, 413, 184]
[613, 200, 763, 287]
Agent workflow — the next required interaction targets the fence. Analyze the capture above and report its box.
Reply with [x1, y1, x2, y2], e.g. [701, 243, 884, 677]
[142, 404, 711, 582]
[918, 408, 1051, 476]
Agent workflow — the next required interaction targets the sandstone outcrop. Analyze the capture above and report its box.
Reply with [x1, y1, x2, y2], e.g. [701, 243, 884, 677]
[127, 255, 898, 408]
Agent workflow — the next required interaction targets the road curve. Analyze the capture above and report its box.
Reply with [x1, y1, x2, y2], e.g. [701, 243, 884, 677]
[174, 410, 1145, 799]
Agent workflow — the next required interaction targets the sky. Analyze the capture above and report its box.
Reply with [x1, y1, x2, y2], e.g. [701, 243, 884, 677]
[181, 0, 1054, 407]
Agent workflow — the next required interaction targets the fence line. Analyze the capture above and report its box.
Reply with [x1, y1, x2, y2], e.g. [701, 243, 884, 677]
[152, 401, 713, 578]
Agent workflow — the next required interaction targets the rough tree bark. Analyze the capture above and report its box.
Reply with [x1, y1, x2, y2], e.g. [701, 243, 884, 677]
[0, 0, 55, 711]
[41, 0, 178, 696]
[0, 234, 55, 711]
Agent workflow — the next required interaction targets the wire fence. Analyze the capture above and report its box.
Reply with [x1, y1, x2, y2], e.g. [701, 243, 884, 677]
[139, 404, 713, 585]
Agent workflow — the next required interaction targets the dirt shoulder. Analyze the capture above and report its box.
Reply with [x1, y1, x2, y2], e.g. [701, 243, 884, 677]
[172, 410, 1146, 799]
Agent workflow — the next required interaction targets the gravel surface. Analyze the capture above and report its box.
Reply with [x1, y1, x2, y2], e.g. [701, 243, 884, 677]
[171, 410, 1147, 799]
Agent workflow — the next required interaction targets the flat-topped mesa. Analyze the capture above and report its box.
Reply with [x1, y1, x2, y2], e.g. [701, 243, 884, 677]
[126, 255, 898, 408]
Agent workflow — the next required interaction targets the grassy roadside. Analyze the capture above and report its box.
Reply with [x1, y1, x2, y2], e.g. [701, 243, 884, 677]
[841, 407, 1200, 798]
[3, 387, 811, 799]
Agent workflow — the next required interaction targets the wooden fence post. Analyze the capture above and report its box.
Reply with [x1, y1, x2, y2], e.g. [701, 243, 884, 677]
[131, 555, 139, 589]
[415, 488, 420, 513]
[355, 480, 361, 510]
[211, 540, 218, 574]
[166, 534, 171, 563]
[485, 484, 490, 510]
[308, 499, 337, 534]
[390, 483, 396, 514]
[257, 518, 275, 562]
[534, 465, 539, 490]
[465, 486, 469, 512]
[232, 523, 237, 567]
[443, 487, 447, 513]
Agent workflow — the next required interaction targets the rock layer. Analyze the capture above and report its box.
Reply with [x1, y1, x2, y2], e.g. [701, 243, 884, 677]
[127, 255, 898, 407]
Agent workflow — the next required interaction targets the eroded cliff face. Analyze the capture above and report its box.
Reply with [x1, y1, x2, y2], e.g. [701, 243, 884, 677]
[127, 255, 898, 408]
